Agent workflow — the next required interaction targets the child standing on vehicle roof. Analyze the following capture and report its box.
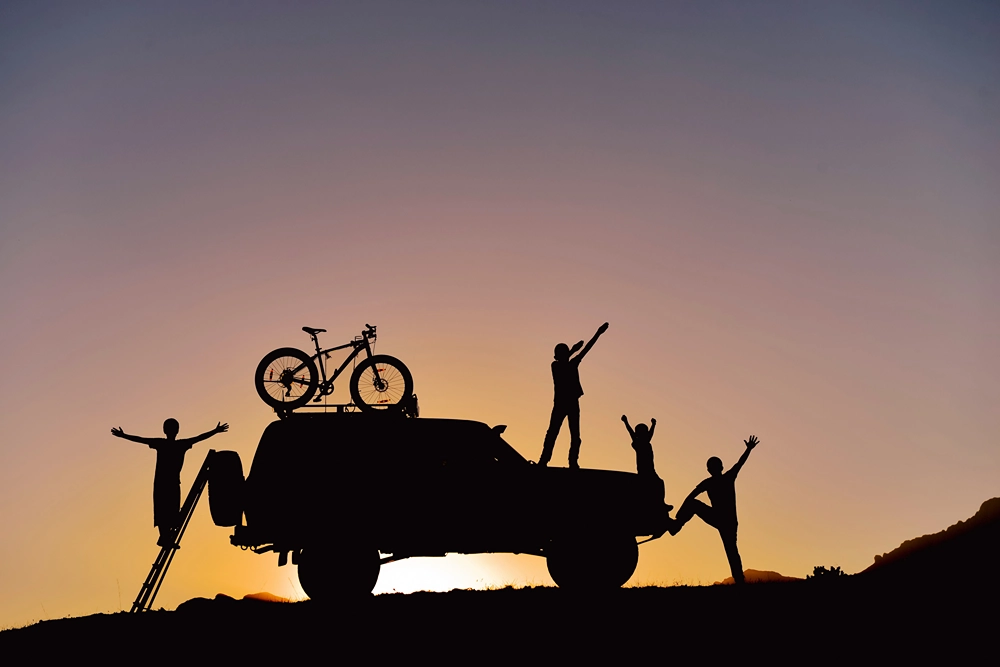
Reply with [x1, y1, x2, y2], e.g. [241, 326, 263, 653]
[622, 414, 672, 513]
[621, 415, 658, 478]
[537, 322, 609, 469]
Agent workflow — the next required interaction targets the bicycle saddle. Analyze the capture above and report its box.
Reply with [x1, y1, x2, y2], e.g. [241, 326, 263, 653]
[302, 327, 326, 336]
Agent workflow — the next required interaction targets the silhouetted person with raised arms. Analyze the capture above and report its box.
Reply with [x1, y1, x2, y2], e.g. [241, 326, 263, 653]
[623, 414, 673, 510]
[538, 322, 608, 469]
[622, 415, 658, 478]
[112, 419, 228, 547]
[668, 435, 760, 584]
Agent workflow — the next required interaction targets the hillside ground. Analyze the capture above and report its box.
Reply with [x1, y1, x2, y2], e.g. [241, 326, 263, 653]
[2, 577, 992, 659]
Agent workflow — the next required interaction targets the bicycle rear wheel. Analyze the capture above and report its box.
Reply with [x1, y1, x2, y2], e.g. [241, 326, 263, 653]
[255, 347, 318, 410]
[349, 355, 413, 412]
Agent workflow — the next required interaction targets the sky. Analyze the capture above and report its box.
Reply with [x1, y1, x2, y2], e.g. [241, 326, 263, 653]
[1, 0, 998, 628]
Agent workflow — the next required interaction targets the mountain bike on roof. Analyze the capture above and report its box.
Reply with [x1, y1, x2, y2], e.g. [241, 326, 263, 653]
[254, 324, 414, 415]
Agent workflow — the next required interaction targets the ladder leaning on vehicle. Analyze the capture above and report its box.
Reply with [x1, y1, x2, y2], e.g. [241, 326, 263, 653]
[130, 451, 214, 613]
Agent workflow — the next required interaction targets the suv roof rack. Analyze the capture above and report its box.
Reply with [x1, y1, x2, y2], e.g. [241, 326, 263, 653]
[275, 395, 419, 419]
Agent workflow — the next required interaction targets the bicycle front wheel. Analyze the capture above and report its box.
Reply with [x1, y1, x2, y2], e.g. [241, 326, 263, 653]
[349, 355, 413, 412]
[255, 347, 318, 410]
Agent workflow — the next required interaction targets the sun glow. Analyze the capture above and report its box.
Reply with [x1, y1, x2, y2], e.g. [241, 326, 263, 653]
[373, 554, 552, 595]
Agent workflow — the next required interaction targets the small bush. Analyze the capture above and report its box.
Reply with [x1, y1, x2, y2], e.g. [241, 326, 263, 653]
[807, 565, 846, 580]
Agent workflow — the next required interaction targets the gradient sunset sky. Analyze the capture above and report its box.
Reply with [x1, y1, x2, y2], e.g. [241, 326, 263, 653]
[2, 1, 998, 627]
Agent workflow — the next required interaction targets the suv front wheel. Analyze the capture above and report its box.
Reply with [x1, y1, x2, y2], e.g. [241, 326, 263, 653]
[546, 534, 639, 590]
[297, 547, 381, 600]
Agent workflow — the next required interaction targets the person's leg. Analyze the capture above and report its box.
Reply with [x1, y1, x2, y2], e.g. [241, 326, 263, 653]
[720, 527, 744, 584]
[650, 488, 674, 538]
[566, 403, 581, 468]
[538, 404, 566, 466]
[675, 498, 716, 527]
[670, 498, 718, 535]
[153, 481, 181, 548]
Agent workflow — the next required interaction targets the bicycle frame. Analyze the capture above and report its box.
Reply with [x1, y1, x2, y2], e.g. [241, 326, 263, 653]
[303, 328, 379, 398]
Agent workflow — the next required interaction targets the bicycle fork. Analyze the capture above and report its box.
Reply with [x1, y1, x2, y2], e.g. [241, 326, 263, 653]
[359, 339, 389, 392]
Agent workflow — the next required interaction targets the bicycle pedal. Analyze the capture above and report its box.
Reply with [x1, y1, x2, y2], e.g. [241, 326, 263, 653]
[312, 397, 322, 403]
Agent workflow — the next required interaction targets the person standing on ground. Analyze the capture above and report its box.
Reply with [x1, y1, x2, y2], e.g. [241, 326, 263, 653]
[537, 322, 608, 468]
[668, 435, 760, 584]
[111, 419, 229, 547]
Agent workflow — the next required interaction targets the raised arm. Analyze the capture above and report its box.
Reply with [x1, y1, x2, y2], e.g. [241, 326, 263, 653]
[110, 427, 156, 446]
[571, 322, 609, 362]
[568, 340, 584, 356]
[621, 415, 635, 438]
[648, 418, 657, 439]
[728, 435, 759, 478]
[186, 422, 229, 446]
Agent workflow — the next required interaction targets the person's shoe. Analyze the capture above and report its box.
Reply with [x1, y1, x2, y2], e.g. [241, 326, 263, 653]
[651, 513, 677, 539]
[157, 534, 180, 549]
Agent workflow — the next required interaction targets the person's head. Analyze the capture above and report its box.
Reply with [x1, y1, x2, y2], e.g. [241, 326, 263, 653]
[163, 418, 179, 438]
[553, 343, 570, 362]
[706, 456, 723, 476]
[635, 423, 649, 437]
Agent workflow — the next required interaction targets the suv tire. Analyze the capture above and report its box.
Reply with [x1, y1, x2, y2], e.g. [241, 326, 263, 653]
[297, 547, 381, 600]
[546, 534, 639, 590]
[207, 450, 244, 527]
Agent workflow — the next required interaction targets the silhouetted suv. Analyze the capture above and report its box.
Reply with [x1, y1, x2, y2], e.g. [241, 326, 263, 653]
[207, 412, 668, 599]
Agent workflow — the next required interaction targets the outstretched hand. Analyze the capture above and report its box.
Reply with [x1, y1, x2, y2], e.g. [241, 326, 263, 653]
[621, 415, 628, 423]
[651, 418, 656, 427]
[597, 322, 609, 335]
[215, 422, 229, 434]
[111, 427, 125, 438]
[744, 435, 759, 449]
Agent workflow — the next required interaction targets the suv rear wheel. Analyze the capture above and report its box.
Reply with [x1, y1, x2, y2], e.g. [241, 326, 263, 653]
[546, 535, 639, 590]
[297, 547, 381, 600]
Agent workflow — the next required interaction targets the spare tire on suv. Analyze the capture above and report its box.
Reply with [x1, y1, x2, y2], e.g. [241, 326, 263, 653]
[208, 450, 245, 527]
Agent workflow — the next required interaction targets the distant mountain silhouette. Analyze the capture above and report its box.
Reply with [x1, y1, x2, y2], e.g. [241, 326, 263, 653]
[863, 497, 1000, 582]
[242, 592, 291, 603]
[714, 569, 803, 585]
[173, 591, 291, 612]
